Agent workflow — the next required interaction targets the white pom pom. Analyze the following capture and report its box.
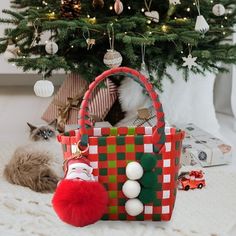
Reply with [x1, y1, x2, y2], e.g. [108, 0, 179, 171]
[126, 162, 144, 180]
[122, 180, 141, 198]
[125, 199, 144, 216]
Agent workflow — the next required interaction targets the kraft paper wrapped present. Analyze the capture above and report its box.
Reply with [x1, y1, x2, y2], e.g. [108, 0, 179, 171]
[42, 74, 117, 132]
[178, 123, 232, 167]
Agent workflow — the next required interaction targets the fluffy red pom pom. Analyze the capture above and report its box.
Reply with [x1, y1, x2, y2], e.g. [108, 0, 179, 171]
[52, 180, 108, 227]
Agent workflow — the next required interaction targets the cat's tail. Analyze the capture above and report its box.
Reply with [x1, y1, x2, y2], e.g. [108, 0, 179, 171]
[4, 147, 60, 193]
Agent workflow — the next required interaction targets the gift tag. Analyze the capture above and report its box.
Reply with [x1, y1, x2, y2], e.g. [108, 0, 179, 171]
[137, 108, 151, 120]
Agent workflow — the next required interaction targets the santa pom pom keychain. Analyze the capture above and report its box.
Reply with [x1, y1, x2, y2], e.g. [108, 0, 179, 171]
[52, 144, 108, 227]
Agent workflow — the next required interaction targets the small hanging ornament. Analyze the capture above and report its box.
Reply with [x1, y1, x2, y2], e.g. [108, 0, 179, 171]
[103, 50, 123, 68]
[140, 44, 149, 78]
[86, 38, 96, 50]
[182, 45, 198, 69]
[83, 29, 96, 50]
[169, 0, 181, 5]
[182, 54, 198, 69]
[195, 15, 209, 34]
[30, 19, 41, 48]
[34, 72, 54, 98]
[144, 0, 159, 23]
[45, 41, 59, 54]
[103, 25, 123, 68]
[144, 11, 159, 23]
[194, 0, 209, 34]
[114, 0, 123, 15]
[34, 79, 54, 98]
[3, 40, 20, 60]
[92, 0, 104, 9]
[212, 4, 226, 16]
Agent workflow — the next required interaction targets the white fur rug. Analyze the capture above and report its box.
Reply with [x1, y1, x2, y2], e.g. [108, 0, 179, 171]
[1, 141, 236, 236]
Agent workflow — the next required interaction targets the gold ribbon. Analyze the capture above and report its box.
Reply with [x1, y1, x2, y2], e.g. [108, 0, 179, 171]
[54, 93, 85, 132]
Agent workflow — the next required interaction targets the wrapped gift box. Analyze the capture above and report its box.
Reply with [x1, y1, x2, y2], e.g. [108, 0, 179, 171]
[178, 123, 232, 167]
[42, 74, 117, 132]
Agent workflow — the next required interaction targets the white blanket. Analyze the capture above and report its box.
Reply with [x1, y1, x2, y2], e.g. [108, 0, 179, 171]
[0, 141, 236, 236]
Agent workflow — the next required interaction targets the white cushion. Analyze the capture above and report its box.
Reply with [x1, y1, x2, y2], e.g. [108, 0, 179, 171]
[117, 66, 220, 136]
[159, 66, 220, 136]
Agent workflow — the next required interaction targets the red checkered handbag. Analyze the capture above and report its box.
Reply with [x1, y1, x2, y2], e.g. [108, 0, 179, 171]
[57, 67, 185, 221]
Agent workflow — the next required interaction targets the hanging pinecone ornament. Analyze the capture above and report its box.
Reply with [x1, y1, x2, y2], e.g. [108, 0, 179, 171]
[92, 0, 104, 9]
[60, 0, 81, 19]
[114, 0, 124, 15]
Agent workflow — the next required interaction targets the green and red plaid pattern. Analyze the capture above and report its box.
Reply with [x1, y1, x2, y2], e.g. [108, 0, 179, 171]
[57, 67, 185, 221]
[58, 126, 184, 221]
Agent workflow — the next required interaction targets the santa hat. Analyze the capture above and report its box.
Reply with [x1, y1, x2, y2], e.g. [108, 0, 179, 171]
[64, 157, 91, 175]
[68, 157, 91, 166]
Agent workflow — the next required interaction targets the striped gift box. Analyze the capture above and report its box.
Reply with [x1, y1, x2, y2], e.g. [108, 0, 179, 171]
[89, 78, 117, 120]
[42, 74, 117, 125]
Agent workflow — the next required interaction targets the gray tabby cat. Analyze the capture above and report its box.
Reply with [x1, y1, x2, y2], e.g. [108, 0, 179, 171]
[4, 122, 64, 193]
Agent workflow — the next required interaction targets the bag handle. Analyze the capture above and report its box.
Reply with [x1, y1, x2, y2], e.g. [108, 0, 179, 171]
[78, 67, 165, 151]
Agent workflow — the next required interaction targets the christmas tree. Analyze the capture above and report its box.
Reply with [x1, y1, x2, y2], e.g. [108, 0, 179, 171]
[0, 0, 236, 89]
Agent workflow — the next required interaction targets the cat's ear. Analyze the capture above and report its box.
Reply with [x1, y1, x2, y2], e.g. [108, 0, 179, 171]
[48, 119, 57, 129]
[27, 122, 37, 131]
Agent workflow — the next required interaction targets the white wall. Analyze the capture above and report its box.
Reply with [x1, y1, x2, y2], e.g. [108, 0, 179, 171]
[0, 86, 58, 141]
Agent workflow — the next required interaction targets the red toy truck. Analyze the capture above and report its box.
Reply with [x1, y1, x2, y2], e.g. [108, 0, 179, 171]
[178, 170, 206, 191]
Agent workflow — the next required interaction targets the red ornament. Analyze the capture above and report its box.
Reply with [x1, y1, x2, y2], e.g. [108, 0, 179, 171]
[114, 0, 123, 15]
[52, 154, 108, 227]
[52, 180, 108, 227]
